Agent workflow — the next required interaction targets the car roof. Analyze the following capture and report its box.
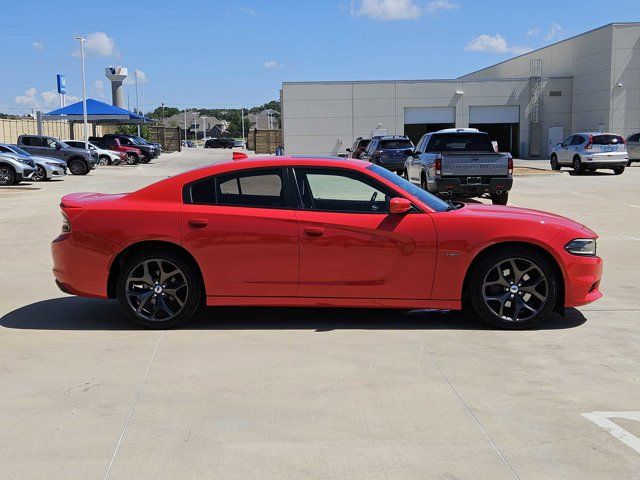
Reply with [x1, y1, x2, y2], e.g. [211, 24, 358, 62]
[574, 132, 622, 136]
[375, 135, 409, 140]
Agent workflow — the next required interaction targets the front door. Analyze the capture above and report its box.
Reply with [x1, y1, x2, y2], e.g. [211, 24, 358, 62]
[292, 167, 437, 299]
[179, 168, 299, 298]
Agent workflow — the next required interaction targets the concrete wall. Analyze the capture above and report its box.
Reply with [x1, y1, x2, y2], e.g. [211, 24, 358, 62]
[283, 77, 572, 157]
[611, 24, 640, 138]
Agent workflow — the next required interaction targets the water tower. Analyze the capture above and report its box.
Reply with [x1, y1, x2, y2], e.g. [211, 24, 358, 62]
[105, 66, 128, 108]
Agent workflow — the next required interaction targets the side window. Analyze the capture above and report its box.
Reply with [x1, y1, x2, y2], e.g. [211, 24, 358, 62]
[20, 137, 32, 146]
[46, 138, 58, 148]
[629, 133, 640, 143]
[216, 169, 285, 208]
[294, 168, 392, 213]
[570, 135, 584, 146]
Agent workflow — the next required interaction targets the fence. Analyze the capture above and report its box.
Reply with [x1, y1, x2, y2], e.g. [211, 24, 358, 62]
[247, 129, 282, 154]
[148, 126, 182, 152]
[0, 118, 103, 144]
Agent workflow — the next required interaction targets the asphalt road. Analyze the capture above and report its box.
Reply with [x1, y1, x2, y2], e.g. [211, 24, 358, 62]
[1, 149, 639, 479]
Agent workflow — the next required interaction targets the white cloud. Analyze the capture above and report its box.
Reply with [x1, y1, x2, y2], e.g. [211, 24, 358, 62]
[425, 0, 459, 13]
[240, 6, 257, 16]
[264, 60, 281, 69]
[545, 22, 563, 41]
[124, 69, 148, 85]
[351, 0, 422, 20]
[72, 32, 119, 59]
[32, 41, 44, 51]
[465, 34, 532, 55]
[14, 88, 80, 110]
[93, 80, 105, 99]
[526, 27, 540, 37]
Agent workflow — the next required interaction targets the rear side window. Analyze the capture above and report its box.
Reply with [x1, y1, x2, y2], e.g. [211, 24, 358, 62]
[592, 134, 625, 145]
[379, 139, 413, 150]
[426, 134, 493, 152]
[188, 169, 285, 208]
[628, 133, 640, 142]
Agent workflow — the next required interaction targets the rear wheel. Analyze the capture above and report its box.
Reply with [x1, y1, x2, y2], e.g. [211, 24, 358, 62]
[572, 156, 583, 174]
[139, 153, 150, 164]
[550, 154, 560, 170]
[68, 159, 88, 175]
[117, 251, 202, 329]
[98, 155, 111, 166]
[491, 191, 509, 205]
[0, 166, 16, 186]
[33, 165, 48, 181]
[469, 247, 558, 329]
[613, 166, 625, 175]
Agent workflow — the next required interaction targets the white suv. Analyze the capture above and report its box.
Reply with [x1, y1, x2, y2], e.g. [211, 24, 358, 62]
[550, 132, 628, 175]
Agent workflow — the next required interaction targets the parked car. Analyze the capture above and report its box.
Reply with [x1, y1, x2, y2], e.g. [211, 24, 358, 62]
[90, 136, 142, 165]
[64, 140, 124, 166]
[0, 144, 66, 181]
[233, 140, 246, 148]
[405, 128, 513, 205]
[205, 138, 234, 149]
[346, 137, 371, 159]
[126, 135, 162, 155]
[550, 133, 628, 174]
[0, 152, 35, 185]
[626, 132, 640, 164]
[17, 135, 98, 175]
[360, 136, 414, 174]
[100, 134, 156, 163]
[52, 156, 602, 330]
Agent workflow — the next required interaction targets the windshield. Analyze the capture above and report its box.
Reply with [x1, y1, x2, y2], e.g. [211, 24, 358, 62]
[368, 164, 451, 212]
[426, 133, 494, 152]
[57, 141, 71, 149]
[130, 137, 148, 145]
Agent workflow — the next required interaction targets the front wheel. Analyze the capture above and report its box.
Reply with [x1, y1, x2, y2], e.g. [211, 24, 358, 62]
[139, 153, 151, 164]
[550, 154, 560, 170]
[491, 191, 509, 205]
[613, 166, 625, 175]
[68, 159, 88, 175]
[469, 248, 558, 329]
[117, 251, 202, 329]
[33, 165, 48, 181]
[98, 155, 111, 166]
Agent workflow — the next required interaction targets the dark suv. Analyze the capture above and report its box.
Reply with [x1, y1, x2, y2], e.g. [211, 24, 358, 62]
[361, 135, 414, 174]
[346, 137, 370, 159]
[205, 138, 235, 149]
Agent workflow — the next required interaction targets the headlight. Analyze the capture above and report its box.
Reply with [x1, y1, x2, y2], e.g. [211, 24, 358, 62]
[18, 158, 29, 164]
[565, 238, 596, 256]
[46, 162, 59, 166]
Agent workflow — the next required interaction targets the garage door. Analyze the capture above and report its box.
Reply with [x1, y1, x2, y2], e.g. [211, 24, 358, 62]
[404, 107, 455, 124]
[469, 106, 519, 124]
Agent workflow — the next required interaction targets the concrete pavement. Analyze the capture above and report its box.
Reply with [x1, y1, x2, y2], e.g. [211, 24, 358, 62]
[1, 149, 639, 479]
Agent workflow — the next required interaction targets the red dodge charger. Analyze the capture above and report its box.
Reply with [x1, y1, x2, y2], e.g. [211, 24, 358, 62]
[52, 157, 602, 329]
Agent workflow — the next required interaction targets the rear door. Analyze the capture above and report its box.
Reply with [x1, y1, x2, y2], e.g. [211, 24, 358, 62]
[292, 167, 437, 300]
[179, 168, 299, 298]
[628, 133, 640, 159]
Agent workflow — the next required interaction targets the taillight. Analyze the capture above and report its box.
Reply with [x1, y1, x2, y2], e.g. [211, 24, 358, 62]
[585, 135, 593, 150]
[508, 156, 513, 175]
[61, 213, 71, 233]
[435, 156, 442, 175]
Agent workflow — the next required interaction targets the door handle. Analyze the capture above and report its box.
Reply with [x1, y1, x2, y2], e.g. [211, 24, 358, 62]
[188, 218, 208, 228]
[303, 226, 325, 237]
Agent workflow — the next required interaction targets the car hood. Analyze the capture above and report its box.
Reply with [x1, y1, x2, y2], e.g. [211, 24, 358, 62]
[456, 203, 596, 236]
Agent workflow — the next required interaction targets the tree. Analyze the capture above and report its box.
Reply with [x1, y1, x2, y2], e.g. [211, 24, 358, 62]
[114, 125, 151, 139]
[147, 106, 179, 120]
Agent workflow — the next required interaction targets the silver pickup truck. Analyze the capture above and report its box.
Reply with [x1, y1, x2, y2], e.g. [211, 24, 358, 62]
[404, 128, 513, 205]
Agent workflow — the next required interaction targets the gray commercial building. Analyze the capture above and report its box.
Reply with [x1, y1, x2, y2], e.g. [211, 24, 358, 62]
[281, 22, 640, 158]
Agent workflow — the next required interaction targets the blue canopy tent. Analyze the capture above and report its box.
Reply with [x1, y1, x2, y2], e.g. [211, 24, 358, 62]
[43, 98, 152, 124]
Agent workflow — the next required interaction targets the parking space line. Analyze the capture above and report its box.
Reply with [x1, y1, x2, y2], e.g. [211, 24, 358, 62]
[413, 334, 521, 480]
[572, 192, 596, 198]
[103, 332, 164, 480]
[582, 412, 640, 455]
[626, 204, 640, 209]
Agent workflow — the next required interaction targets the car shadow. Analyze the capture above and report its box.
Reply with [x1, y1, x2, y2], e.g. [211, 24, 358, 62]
[568, 170, 615, 176]
[0, 296, 587, 332]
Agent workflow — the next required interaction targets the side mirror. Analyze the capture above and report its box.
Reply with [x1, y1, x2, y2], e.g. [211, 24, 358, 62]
[346, 148, 351, 152]
[389, 197, 412, 214]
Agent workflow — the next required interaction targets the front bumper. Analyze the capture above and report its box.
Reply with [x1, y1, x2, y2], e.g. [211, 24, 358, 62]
[562, 254, 603, 307]
[22, 167, 35, 179]
[433, 177, 513, 197]
[45, 164, 67, 179]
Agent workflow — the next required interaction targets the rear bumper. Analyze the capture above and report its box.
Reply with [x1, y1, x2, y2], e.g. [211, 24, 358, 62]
[433, 177, 513, 197]
[378, 159, 408, 171]
[582, 160, 627, 168]
[563, 254, 603, 307]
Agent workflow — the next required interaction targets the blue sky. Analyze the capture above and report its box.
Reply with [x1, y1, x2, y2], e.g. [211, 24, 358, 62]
[1, 0, 636, 114]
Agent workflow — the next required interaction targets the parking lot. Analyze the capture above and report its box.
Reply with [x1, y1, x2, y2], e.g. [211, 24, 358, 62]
[1, 149, 639, 479]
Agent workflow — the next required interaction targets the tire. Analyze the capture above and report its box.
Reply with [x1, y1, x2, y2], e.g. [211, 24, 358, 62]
[550, 154, 560, 170]
[126, 153, 139, 165]
[139, 153, 150, 164]
[0, 165, 16, 186]
[469, 246, 558, 329]
[33, 165, 48, 182]
[68, 159, 88, 175]
[613, 166, 625, 175]
[117, 250, 203, 329]
[98, 155, 111, 166]
[572, 156, 583, 174]
[420, 174, 427, 191]
[491, 191, 509, 205]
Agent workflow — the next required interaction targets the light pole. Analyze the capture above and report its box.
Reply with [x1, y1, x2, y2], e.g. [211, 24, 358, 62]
[135, 70, 141, 137]
[183, 110, 187, 143]
[201, 116, 206, 143]
[74, 36, 88, 150]
[241, 107, 245, 141]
